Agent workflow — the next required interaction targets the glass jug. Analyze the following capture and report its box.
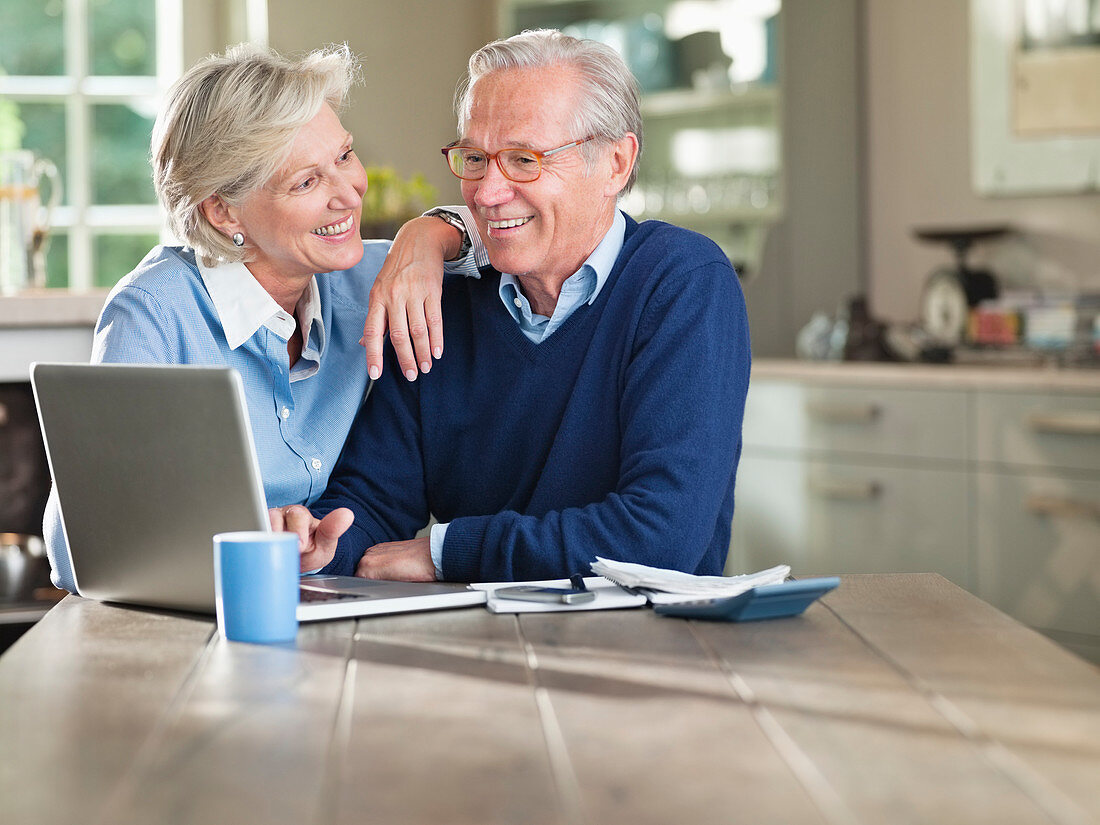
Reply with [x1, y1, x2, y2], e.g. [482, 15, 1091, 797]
[0, 150, 61, 294]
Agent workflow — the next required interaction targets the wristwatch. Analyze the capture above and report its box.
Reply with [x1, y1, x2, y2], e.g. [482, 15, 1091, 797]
[425, 208, 471, 260]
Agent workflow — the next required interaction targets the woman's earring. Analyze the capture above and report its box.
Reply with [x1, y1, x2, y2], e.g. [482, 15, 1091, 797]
[231, 232, 245, 247]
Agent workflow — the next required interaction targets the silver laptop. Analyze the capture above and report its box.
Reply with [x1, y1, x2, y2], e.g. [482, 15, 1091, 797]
[30, 363, 485, 621]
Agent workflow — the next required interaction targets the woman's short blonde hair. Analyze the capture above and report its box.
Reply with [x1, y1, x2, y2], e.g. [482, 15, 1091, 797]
[152, 42, 359, 265]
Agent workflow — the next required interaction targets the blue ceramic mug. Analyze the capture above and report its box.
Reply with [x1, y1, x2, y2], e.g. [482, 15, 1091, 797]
[213, 531, 299, 644]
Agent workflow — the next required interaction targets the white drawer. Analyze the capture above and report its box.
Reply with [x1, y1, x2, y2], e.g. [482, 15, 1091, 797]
[976, 471, 1100, 638]
[742, 380, 968, 462]
[730, 453, 972, 588]
[974, 391, 1100, 474]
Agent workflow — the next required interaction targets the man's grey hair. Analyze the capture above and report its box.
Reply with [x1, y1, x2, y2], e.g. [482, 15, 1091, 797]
[152, 42, 359, 266]
[454, 29, 642, 193]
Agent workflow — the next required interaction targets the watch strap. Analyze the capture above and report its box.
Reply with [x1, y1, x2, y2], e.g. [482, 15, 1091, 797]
[425, 208, 472, 260]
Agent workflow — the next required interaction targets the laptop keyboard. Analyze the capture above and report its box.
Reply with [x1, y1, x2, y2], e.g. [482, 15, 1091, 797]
[299, 587, 364, 603]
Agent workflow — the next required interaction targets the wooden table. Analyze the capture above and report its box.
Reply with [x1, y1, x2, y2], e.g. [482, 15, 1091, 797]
[2, 574, 1098, 825]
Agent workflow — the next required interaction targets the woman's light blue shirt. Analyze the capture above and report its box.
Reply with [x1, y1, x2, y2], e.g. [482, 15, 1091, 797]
[44, 233, 479, 592]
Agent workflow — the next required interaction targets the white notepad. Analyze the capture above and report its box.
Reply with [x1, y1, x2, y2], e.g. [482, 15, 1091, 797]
[469, 576, 647, 613]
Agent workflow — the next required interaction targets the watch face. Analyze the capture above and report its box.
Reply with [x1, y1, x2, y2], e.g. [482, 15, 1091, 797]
[921, 269, 968, 345]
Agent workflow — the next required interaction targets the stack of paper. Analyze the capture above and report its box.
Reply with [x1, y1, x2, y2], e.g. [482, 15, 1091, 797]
[590, 557, 790, 605]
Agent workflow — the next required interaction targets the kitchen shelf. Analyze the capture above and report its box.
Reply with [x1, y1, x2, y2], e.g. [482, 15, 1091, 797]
[498, 0, 785, 276]
[640, 84, 778, 118]
[624, 203, 783, 226]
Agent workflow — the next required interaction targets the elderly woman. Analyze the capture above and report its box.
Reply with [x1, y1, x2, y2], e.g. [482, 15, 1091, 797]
[43, 43, 485, 592]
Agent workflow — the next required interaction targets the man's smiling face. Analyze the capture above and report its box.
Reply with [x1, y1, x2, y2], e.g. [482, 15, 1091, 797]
[459, 65, 621, 290]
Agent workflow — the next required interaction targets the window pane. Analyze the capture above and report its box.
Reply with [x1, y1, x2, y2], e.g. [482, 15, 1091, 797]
[94, 232, 158, 287]
[89, 0, 156, 76]
[43, 231, 69, 289]
[0, 0, 65, 76]
[19, 103, 68, 207]
[92, 104, 155, 204]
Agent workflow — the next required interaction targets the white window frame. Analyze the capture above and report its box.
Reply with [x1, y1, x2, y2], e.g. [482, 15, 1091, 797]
[0, 0, 182, 290]
[0, 0, 271, 289]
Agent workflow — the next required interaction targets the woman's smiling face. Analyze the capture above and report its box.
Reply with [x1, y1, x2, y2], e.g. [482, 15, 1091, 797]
[232, 103, 368, 286]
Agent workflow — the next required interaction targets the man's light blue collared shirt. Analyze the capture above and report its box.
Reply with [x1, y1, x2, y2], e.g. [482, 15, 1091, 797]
[429, 210, 627, 574]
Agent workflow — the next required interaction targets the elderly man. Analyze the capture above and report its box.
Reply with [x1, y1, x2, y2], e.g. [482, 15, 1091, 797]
[280, 29, 752, 582]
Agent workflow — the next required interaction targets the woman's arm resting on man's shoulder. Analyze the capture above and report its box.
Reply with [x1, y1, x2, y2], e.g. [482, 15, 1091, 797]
[362, 207, 483, 382]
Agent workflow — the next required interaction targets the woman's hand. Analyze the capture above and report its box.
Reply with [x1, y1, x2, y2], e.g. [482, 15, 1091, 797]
[362, 215, 463, 382]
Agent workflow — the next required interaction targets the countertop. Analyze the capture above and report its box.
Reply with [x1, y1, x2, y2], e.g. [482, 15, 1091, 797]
[2, 295, 1099, 393]
[752, 357, 1100, 392]
[0, 290, 109, 328]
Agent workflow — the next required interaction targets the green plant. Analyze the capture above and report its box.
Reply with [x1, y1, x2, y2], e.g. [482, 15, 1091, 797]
[0, 70, 25, 152]
[361, 166, 437, 223]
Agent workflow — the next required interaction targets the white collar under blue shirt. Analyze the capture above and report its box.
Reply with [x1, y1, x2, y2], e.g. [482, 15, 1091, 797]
[497, 209, 626, 343]
[198, 257, 325, 381]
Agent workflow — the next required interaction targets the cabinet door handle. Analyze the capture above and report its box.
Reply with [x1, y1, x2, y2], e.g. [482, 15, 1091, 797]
[1026, 412, 1100, 436]
[805, 401, 881, 424]
[1026, 494, 1100, 521]
[808, 476, 882, 501]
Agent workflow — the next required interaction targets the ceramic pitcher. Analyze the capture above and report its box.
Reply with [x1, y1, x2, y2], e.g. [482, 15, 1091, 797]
[0, 150, 61, 294]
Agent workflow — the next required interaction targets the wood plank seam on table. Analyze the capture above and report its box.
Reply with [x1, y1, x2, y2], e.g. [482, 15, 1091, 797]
[687, 622, 861, 825]
[89, 628, 221, 825]
[310, 622, 366, 825]
[514, 615, 589, 825]
[514, 610, 834, 824]
[82, 616, 360, 825]
[817, 584, 1096, 825]
[687, 575, 1092, 824]
[330, 609, 566, 825]
[0, 598, 219, 825]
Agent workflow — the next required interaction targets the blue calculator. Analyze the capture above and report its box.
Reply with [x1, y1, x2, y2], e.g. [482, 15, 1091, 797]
[653, 577, 840, 622]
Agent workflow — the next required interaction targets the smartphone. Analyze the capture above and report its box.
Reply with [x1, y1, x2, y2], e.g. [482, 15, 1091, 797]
[494, 585, 596, 605]
[653, 577, 840, 621]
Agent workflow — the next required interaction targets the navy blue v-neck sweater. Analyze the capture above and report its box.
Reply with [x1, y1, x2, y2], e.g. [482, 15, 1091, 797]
[317, 215, 751, 581]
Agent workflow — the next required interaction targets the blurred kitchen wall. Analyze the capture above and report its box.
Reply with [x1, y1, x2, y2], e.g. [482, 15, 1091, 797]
[264, 0, 1100, 353]
[864, 0, 1100, 324]
[267, 0, 496, 202]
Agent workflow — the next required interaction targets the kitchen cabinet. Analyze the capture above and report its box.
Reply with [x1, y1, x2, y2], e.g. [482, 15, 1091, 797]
[0, 294, 91, 643]
[498, 0, 783, 274]
[731, 361, 1100, 662]
[973, 390, 1100, 657]
[732, 380, 975, 588]
[736, 453, 973, 586]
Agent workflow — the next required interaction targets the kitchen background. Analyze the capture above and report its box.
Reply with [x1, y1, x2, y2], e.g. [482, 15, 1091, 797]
[263, 0, 1100, 356]
[1, 0, 1098, 658]
[4, 0, 1100, 349]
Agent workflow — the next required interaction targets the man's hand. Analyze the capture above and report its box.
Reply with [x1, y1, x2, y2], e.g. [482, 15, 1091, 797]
[356, 537, 436, 582]
[362, 216, 463, 383]
[268, 505, 354, 573]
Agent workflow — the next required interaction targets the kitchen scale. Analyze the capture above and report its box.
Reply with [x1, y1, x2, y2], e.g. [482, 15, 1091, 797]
[914, 225, 1010, 345]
